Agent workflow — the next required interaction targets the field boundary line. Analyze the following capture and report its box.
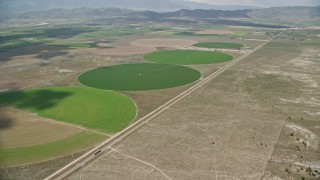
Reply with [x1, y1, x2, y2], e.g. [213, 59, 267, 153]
[4, 106, 111, 137]
[45, 32, 282, 180]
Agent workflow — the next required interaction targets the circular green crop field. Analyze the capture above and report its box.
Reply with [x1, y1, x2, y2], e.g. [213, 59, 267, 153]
[194, 42, 243, 49]
[144, 50, 233, 65]
[79, 63, 201, 91]
[0, 87, 136, 133]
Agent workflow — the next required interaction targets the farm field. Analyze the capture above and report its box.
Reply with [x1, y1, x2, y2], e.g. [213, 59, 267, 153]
[130, 38, 198, 48]
[144, 50, 233, 65]
[194, 29, 233, 35]
[193, 42, 243, 49]
[79, 63, 201, 91]
[0, 25, 151, 53]
[0, 106, 108, 167]
[0, 107, 83, 149]
[175, 30, 249, 38]
[92, 45, 157, 56]
[0, 131, 105, 167]
[0, 87, 136, 133]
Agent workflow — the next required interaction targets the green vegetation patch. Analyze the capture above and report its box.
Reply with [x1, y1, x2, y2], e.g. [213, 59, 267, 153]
[233, 31, 250, 37]
[0, 26, 98, 44]
[0, 87, 136, 133]
[194, 42, 243, 50]
[79, 63, 201, 91]
[144, 50, 233, 65]
[0, 132, 105, 167]
[0, 25, 150, 53]
[52, 42, 98, 49]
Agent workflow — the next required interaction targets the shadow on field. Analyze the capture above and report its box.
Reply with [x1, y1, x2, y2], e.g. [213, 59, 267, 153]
[0, 26, 99, 61]
[0, 108, 13, 129]
[0, 27, 97, 44]
[0, 45, 73, 62]
[0, 89, 72, 111]
[36, 50, 69, 60]
[0, 107, 13, 163]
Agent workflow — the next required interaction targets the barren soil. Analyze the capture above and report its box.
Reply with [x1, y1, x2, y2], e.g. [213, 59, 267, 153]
[91, 45, 157, 56]
[229, 26, 258, 29]
[130, 38, 198, 48]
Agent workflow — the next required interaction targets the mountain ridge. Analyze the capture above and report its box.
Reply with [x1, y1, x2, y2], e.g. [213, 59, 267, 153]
[0, 0, 261, 14]
[8, 6, 319, 20]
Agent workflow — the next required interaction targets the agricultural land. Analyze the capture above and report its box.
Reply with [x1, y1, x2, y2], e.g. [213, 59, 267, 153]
[0, 5, 319, 180]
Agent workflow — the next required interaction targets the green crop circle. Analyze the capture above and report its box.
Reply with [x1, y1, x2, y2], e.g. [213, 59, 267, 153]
[144, 50, 233, 65]
[78, 63, 201, 91]
[0, 87, 136, 133]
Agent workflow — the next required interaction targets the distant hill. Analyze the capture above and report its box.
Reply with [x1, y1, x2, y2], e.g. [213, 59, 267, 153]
[0, 0, 260, 14]
[172, 0, 260, 11]
[250, 6, 320, 19]
[160, 9, 250, 18]
[11, 8, 251, 19]
[13, 8, 136, 19]
[11, 6, 320, 20]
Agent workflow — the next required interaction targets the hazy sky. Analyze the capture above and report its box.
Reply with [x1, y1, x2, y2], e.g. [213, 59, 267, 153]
[187, 0, 320, 7]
